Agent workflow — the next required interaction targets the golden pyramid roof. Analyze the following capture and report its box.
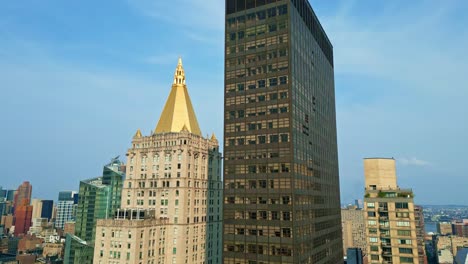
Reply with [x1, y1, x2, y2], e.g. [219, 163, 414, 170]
[154, 58, 202, 136]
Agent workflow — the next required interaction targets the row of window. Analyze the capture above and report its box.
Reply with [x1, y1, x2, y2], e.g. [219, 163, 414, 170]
[227, 106, 289, 120]
[366, 202, 409, 209]
[226, 48, 288, 68]
[367, 211, 410, 218]
[227, 134, 289, 146]
[226, 78, 288, 94]
[228, 20, 287, 42]
[226, 195, 290, 205]
[227, 34, 289, 56]
[225, 243, 292, 256]
[227, 5, 288, 27]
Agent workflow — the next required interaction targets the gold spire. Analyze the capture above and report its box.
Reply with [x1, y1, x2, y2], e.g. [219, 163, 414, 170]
[155, 58, 202, 136]
[210, 132, 217, 141]
[134, 129, 142, 138]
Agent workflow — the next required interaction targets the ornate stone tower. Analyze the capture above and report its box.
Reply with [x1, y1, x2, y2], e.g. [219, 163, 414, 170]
[94, 59, 223, 264]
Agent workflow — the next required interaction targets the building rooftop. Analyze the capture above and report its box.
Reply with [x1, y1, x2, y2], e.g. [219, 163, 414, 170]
[154, 58, 202, 136]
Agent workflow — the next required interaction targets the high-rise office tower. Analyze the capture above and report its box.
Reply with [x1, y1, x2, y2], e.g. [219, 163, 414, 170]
[40, 200, 53, 221]
[224, 1, 341, 263]
[31, 199, 43, 219]
[13, 181, 32, 210]
[13, 199, 33, 236]
[363, 158, 424, 264]
[56, 191, 78, 230]
[93, 59, 223, 264]
[64, 157, 125, 264]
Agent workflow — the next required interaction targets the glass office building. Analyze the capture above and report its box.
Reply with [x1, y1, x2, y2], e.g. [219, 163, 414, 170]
[223, 1, 342, 263]
[64, 158, 124, 264]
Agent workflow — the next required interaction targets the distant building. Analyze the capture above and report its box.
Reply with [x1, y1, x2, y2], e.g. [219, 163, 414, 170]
[55, 191, 77, 230]
[13, 182, 32, 211]
[437, 222, 453, 235]
[31, 199, 42, 220]
[437, 235, 468, 257]
[438, 248, 453, 264]
[27, 218, 48, 236]
[453, 220, 468, 238]
[347, 248, 364, 264]
[342, 207, 367, 256]
[17, 235, 43, 254]
[414, 205, 428, 264]
[42, 243, 63, 258]
[0, 201, 12, 217]
[64, 157, 125, 264]
[363, 158, 424, 263]
[13, 199, 33, 236]
[355, 199, 364, 209]
[1, 215, 14, 234]
[40, 200, 53, 221]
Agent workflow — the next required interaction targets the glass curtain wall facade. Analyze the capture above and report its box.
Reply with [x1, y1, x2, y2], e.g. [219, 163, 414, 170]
[224, 0, 342, 263]
[64, 158, 124, 264]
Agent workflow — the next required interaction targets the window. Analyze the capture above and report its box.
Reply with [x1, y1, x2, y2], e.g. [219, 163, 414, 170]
[278, 5, 287, 15]
[396, 202, 409, 209]
[396, 212, 409, 218]
[279, 76, 287, 85]
[269, 78, 278, 87]
[367, 202, 375, 208]
[398, 239, 412, 245]
[399, 248, 413, 254]
[269, 24, 277, 32]
[396, 221, 410, 227]
[258, 136, 266, 144]
[267, 7, 276, 17]
[280, 134, 288, 142]
[270, 135, 279, 143]
[369, 237, 378, 243]
[368, 212, 376, 217]
[397, 230, 411, 236]
[370, 246, 379, 252]
[400, 257, 414, 263]
[258, 80, 266, 88]
[367, 220, 377, 226]
[371, 255, 379, 261]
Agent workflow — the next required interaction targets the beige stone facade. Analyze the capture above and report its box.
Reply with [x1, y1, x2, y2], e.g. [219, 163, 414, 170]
[342, 207, 367, 256]
[42, 243, 63, 258]
[364, 158, 423, 264]
[437, 235, 468, 256]
[93, 59, 222, 264]
[364, 158, 398, 190]
[437, 222, 452, 235]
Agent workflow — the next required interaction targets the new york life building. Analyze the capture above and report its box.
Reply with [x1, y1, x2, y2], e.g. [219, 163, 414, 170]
[93, 59, 223, 264]
[223, 0, 342, 263]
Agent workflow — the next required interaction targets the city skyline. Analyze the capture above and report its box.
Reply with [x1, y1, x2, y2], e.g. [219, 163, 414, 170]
[1, 0, 468, 205]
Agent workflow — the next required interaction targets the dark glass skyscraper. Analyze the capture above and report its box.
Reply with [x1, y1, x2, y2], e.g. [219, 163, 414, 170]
[223, 1, 342, 263]
[40, 200, 54, 221]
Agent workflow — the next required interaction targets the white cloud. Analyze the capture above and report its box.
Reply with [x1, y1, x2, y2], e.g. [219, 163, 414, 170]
[398, 158, 431, 167]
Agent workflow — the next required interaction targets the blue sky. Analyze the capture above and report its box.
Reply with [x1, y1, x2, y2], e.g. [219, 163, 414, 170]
[0, 0, 467, 205]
